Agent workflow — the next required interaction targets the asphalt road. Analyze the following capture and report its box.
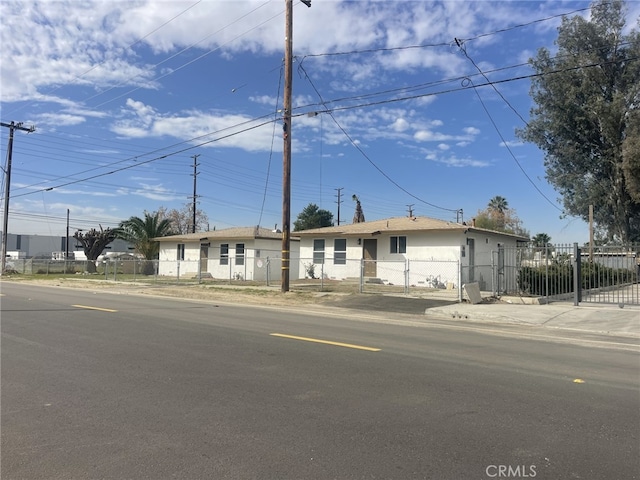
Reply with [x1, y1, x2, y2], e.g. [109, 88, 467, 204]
[2, 282, 639, 480]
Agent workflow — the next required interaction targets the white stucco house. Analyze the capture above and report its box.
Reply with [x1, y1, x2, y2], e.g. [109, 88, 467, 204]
[154, 226, 300, 281]
[293, 216, 529, 290]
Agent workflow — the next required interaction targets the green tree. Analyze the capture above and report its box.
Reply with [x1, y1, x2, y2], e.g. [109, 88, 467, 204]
[531, 232, 552, 247]
[118, 211, 175, 274]
[488, 196, 509, 214]
[622, 108, 640, 203]
[517, 0, 640, 243]
[293, 203, 334, 231]
[474, 199, 530, 237]
[73, 226, 119, 273]
[487, 196, 509, 229]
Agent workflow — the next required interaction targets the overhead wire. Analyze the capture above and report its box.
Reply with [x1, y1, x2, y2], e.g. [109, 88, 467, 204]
[3, 2, 631, 226]
[296, 61, 460, 215]
[257, 63, 284, 228]
[91, 2, 282, 109]
[3, 0, 205, 118]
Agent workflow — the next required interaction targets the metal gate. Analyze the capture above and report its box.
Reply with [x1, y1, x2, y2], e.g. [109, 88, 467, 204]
[494, 243, 639, 306]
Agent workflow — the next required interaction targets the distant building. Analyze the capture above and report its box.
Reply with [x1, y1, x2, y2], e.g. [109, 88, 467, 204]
[1, 232, 133, 259]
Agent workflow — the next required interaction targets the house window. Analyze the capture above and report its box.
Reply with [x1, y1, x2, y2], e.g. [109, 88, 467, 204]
[177, 243, 185, 261]
[220, 243, 229, 265]
[16, 235, 21, 250]
[235, 243, 245, 266]
[390, 236, 407, 254]
[313, 239, 325, 264]
[334, 238, 346, 265]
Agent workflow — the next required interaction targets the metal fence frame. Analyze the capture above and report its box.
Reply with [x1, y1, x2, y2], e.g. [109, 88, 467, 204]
[6, 243, 638, 305]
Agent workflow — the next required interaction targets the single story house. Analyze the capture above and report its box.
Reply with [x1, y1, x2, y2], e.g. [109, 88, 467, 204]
[293, 216, 529, 289]
[155, 226, 300, 281]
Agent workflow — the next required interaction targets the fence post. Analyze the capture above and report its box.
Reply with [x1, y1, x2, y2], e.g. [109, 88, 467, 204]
[458, 261, 463, 302]
[404, 259, 409, 295]
[491, 251, 496, 297]
[573, 242, 581, 306]
[266, 257, 270, 286]
[545, 244, 550, 304]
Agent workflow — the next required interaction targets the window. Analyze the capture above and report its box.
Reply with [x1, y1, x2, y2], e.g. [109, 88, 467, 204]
[334, 238, 346, 265]
[177, 243, 185, 261]
[235, 243, 245, 266]
[16, 235, 21, 250]
[220, 243, 229, 265]
[313, 239, 325, 264]
[390, 236, 407, 254]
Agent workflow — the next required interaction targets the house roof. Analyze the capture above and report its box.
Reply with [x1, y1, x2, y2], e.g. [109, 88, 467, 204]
[293, 216, 529, 240]
[154, 226, 297, 242]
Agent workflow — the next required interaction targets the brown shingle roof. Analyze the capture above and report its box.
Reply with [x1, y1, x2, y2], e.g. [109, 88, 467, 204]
[154, 226, 295, 242]
[293, 216, 529, 240]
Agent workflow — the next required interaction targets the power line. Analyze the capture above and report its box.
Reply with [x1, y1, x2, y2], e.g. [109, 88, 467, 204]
[300, 4, 602, 59]
[297, 62, 460, 214]
[462, 78, 562, 212]
[90, 3, 282, 110]
[3, 0, 205, 118]
[258, 64, 283, 229]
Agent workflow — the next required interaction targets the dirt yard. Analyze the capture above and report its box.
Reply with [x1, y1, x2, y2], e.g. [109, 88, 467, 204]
[0, 276, 346, 308]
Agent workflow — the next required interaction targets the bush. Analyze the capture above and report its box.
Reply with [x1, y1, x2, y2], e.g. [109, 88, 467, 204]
[518, 262, 638, 296]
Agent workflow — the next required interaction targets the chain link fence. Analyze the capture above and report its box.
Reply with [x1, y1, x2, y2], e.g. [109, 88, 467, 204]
[7, 243, 637, 305]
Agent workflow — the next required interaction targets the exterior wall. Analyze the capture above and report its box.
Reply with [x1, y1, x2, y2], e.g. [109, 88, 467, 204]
[297, 232, 464, 282]
[297, 230, 522, 289]
[462, 232, 522, 290]
[157, 238, 300, 281]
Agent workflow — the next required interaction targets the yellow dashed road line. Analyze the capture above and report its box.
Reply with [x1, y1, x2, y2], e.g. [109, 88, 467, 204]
[270, 333, 380, 352]
[71, 304, 118, 313]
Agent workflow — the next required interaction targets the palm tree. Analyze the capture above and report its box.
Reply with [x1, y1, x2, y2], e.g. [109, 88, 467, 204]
[352, 194, 365, 223]
[531, 232, 554, 258]
[488, 196, 509, 214]
[118, 212, 174, 274]
[532, 232, 551, 247]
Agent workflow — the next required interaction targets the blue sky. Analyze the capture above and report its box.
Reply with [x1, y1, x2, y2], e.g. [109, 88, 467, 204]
[2, 0, 639, 243]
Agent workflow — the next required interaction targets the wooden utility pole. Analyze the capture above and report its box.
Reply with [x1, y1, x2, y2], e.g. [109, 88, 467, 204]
[335, 187, 343, 225]
[190, 154, 200, 233]
[281, 0, 293, 292]
[281, 0, 310, 292]
[1, 121, 35, 275]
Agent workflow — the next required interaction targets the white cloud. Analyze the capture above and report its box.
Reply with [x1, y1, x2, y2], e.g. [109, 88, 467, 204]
[426, 155, 491, 168]
[111, 100, 281, 152]
[500, 140, 524, 148]
[34, 113, 86, 127]
[438, 143, 450, 150]
[390, 118, 410, 132]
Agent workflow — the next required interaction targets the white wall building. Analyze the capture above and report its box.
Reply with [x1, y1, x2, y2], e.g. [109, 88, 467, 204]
[155, 226, 300, 281]
[294, 216, 528, 289]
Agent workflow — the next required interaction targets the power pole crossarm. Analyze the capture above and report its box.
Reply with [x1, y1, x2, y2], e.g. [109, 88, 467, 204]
[1, 121, 35, 275]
